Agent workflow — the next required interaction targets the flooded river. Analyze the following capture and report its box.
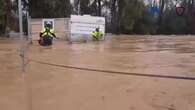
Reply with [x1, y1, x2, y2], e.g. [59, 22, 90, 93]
[1, 35, 195, 110]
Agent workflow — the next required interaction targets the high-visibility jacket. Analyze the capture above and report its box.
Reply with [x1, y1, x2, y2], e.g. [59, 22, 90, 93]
[40, 28, 56, 38]
[92, 31, 103, 40]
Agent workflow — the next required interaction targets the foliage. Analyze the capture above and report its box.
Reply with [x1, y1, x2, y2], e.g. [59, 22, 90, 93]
[159, 8, 188, 34]
[30, 0, 71, 18]
[0, 0, 6, 35]
[120, 0, 145, 34]
[133, 9, 158, 34]
[1, 0, 195, 35]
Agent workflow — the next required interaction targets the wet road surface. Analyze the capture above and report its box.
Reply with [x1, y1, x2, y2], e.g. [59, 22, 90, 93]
[1, 35, 195, 110]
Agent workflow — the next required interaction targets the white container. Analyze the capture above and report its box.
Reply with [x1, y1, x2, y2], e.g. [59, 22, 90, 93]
[69, 15, 105, 42]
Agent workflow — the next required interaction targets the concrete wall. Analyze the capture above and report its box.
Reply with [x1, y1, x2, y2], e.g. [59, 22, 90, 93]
[30, 18, 70, 40]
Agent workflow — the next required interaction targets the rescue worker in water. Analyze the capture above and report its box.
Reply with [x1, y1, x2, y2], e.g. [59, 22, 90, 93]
[92, 28, 103, 41]
[39, 23, 57, 46]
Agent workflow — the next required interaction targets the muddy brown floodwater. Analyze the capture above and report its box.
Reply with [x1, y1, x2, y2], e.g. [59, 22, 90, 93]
[1, 35, 195, 110]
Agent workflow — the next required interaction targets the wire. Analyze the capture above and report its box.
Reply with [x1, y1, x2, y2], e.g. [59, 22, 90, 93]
[30, 59, 195, 81]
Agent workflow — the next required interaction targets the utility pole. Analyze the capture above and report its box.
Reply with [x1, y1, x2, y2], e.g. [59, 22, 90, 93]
[19, 1, 32, 110]
[24, 0, 32, 42]
[19, 0, 23, 37]
[18, 0, 25, 72]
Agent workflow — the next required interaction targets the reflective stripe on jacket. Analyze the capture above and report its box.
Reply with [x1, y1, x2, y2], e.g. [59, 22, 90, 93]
[41, 28, 55, 37]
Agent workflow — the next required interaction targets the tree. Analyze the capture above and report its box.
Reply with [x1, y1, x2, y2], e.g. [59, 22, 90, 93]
[97, 0, 102, 16]
[65, 0, 71, 17]
[0, 0, 12, 36]
[80, 0, 91, 14]
[110, 0, 117, 33]
[0, 0, 5, 34]
[186, 0, 195, 33]
[116, 0, 125, 33]
[5, 0, 12, 31]
[27, 0, 195, 34]
[120, 0, 145, 34]
[30, 0, 71, 18]
[158, 0, 165, 25]
[90, 0, 102, 16]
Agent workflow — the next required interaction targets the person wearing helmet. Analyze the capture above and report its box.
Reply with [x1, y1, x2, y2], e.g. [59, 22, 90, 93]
[92, 28, 103, 41]
[39, 22, 57, 46]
